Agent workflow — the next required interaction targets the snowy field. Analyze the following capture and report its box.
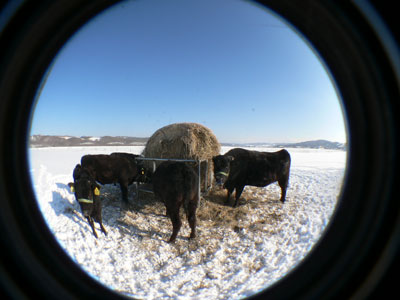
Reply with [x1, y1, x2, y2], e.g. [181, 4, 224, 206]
[29, 146, 346, 299]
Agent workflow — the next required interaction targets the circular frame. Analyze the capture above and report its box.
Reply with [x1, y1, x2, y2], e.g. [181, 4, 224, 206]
[0, 1, 398, 299]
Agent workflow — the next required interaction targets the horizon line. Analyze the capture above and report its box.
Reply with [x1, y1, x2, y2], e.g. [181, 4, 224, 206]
[29, 134, 347, 145]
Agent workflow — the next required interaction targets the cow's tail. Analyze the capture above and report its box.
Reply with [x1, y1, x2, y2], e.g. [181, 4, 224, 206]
[281, 149, 291, 183]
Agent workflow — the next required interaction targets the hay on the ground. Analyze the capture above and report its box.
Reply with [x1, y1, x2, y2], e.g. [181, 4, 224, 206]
[142, 123, 221, 192]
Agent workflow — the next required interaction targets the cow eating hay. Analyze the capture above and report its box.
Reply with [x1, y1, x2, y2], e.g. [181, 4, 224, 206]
[213, 148, 291, 207]
[142, 122, 221, 192]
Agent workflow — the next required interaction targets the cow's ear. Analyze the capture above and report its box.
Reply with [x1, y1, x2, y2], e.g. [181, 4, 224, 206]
[73, 164, 82, 179]
[68, 182, 75, 193]
[227, 156, 234, 162]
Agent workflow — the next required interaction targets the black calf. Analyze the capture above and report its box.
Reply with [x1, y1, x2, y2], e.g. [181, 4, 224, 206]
[80, 153, 149, 203]
[152, 162, 199, 243]
[69, 164, 107, 238]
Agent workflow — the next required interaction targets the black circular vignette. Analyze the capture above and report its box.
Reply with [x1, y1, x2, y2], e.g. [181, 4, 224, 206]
[0, 1, 398, 299]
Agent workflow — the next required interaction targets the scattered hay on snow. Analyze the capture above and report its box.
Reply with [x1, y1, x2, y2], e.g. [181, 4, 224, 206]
[31, 145, 344, 299]
[115, 183, 287, 246]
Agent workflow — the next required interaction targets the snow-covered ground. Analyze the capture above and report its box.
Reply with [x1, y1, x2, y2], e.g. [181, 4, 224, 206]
[28, 146, 346, 299]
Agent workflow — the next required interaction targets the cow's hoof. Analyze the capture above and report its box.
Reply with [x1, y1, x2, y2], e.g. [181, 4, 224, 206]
[168, 235, 177, 243]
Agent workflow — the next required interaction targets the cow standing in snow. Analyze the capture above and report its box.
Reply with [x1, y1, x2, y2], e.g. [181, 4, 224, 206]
[80, 153, 149, 203]
[152, 161, 199, 243]
[69, 164, 107, 238]
[212, 148, 291, 207]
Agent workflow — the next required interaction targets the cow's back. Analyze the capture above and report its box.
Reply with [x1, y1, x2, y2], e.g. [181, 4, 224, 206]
[227, 148, 290, 165]
[110, 152, 140, 181]
[81, 154, 135, 184]
[247, 149, 290, 176]
[225, 148, 251, 159]
[81, 155, 112, 180]
[226, 148, 290, 186]
[110, 152, 139, 163]
[153, 162, 198, 200]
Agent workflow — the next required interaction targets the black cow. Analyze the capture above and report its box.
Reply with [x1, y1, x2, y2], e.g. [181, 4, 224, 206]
[212, 148, 291, 207]
[152, 161, 199, 243]
[69, 164, 107, 238]
[80, 153, 148, 203]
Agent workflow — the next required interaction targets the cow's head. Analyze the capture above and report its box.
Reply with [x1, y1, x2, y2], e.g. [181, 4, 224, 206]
[135, 160, 153, 183]
[141, 166, 153, 183]
[212, 155, 234, 186]
[69, 164, 100, 218]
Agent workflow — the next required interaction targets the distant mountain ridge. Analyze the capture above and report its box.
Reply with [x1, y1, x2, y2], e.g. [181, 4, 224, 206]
[30, 135, 346, 150]
[29, 135, 148, 148]
[273, 139, 346, 150]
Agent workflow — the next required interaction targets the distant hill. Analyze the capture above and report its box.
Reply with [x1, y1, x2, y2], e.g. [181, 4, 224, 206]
[273, 139, 346, 150]
[30, 135, 346, 150]
[29, 135, 148, 148]
[222, 139, 346, 150]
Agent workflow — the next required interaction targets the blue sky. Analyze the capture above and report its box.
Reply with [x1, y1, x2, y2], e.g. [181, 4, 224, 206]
[30, 0, 347, 143]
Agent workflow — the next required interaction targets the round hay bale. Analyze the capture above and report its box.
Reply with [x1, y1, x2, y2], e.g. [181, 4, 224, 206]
[142, 123, 221, 192]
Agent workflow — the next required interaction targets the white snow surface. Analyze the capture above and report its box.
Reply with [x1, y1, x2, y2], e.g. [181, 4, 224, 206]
[28, 146, 346, 299]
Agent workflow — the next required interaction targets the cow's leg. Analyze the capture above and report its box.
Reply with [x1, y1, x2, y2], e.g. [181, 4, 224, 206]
[95, 216, 107, 236]
[99, 222, 108, 236]
[186, 198, 197, 239]
[233, 185, 245, 207]
[168, 205, 182, 243]
[119, 180, 129, 203]
[94, 207, 107, 236]
[225, 187, 233, 205]
[87, 216, 98, 238]
[278, 176, 289, 203]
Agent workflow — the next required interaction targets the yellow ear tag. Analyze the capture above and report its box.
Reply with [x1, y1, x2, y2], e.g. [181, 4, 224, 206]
[70, 186, 75, 193]
[94, 187, 100, 196]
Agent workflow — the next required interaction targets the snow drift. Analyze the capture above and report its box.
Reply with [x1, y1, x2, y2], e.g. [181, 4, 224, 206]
[29, 145, 346, 299]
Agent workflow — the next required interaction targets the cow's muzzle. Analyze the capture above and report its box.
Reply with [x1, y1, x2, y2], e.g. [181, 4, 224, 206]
[215, 171, 228, 186]
[78, 198, 94, 217]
